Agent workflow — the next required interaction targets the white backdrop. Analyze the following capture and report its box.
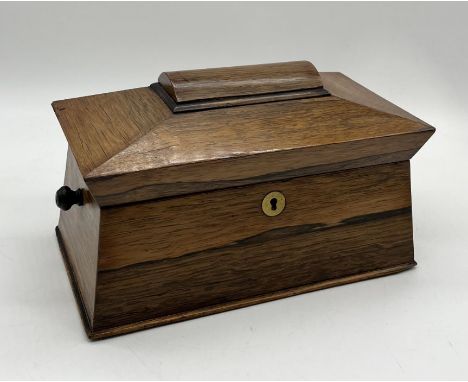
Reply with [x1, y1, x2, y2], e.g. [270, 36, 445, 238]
[1, 2, 467, 380]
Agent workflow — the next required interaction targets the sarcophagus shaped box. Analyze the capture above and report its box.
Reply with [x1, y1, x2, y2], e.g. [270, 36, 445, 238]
[53, 61, 434, 339]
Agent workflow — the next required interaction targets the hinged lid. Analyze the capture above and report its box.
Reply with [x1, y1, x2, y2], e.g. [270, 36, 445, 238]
[52, 60, 435, 207]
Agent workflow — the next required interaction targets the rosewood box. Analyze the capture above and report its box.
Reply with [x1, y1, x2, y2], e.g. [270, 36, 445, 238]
[53, 61, 434, 339]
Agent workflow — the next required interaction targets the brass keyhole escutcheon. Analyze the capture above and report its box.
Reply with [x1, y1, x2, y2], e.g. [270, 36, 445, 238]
[262, 191, 286, 217]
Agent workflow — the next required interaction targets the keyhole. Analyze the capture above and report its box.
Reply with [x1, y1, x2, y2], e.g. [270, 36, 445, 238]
[262, 191, 285, 217]
[270, 197, 278, 211]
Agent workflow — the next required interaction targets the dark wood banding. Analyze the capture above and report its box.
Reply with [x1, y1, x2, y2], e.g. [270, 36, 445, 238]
[94, 207, 415, 332]
[52, 62, 434, 340]
[67, 161, 417, 337]
[56, 226, 415, 340]
[97, 161, 412, 271]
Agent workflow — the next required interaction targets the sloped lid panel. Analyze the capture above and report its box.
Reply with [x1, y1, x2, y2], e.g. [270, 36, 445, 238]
[52, 65, 434, 207]
[52, 87, 172, 176]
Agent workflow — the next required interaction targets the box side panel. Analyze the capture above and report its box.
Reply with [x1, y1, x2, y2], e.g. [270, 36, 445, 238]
[58, 148, 100, 324]
[94, 161, 414, 331]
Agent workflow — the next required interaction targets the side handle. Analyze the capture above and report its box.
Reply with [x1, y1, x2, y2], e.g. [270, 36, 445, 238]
[55, 186, 83, 211]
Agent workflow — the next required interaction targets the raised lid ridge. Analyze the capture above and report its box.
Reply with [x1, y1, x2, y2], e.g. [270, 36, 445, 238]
[154, 61, 328, 112]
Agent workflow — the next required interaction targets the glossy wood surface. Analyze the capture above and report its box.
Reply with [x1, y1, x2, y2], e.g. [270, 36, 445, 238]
[52, 64, 435, 339]
[94, 263, 413, 339]
[90, 162, 414, 334]
[52, 88, 171, 176]
[57, 229, 414, 340]
[52, 71, 434, 207]
[98, 161, 412, 271]
[322, 72, 429, 125]
[158, 61, 323, 102]
[85, 98, 432, 206]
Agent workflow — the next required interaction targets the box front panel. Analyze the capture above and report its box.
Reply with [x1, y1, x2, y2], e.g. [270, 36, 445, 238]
[93, 161, 414, 331]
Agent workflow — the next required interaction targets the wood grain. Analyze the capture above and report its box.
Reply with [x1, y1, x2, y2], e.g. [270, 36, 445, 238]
[98, 161, 412, 271]
[94, 207, 414, 331]
[89, 162, 414, 332]
[52, 87, 171, 176]
[52, 63, 435, 339]
[321, 72, 430, 125]
[57, 149, 100, 323]
[158, 61, 323, 102]
[85, 97, 433, 206]
[52, 70, 434, 207]
[57, 228, 414, 339]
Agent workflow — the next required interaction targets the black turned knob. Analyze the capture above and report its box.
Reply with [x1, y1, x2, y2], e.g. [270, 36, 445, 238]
[55, 186, 84, 211]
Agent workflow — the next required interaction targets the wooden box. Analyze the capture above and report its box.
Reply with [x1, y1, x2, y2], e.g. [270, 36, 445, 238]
[53, 61, 434, 339]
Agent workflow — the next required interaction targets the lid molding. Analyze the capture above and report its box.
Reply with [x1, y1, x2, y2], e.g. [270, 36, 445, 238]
[153, 61, 329, 112]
